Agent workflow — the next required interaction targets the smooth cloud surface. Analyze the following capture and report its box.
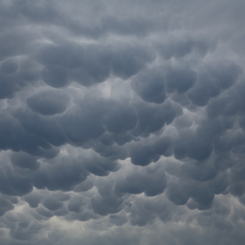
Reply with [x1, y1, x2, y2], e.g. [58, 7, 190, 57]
[0, 0, 245, 244]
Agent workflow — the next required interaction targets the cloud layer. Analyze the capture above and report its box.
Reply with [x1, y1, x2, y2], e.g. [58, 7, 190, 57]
[0, 0, 245, 244]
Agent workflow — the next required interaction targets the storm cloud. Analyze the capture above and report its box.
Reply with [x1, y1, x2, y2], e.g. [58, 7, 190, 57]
[0, 0, 245, 244]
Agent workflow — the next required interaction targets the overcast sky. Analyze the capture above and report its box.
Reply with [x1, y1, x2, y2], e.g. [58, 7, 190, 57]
[0, 0, 245, 244]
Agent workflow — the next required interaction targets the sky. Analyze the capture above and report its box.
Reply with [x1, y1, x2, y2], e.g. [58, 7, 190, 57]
[0, 0, 245, 244]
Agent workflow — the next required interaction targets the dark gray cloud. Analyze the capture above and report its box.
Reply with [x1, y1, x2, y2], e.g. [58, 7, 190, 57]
[131, 68, 166, 104]
[27, 89, 70, 115]
[37, 42, 155, 88]
[0, 0, 245, 244]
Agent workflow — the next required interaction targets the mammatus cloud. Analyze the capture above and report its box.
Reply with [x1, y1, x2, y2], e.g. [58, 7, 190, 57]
[0, 0, 245, 244]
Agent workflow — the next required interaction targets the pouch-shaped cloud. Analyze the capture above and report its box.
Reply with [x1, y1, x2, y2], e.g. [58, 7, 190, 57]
[27, 89, 70, 115]
[1, 59, 18, 74]
[166, 66, 197, 94]
[131, 68, 166, 104]
[37, 43, 155, 88]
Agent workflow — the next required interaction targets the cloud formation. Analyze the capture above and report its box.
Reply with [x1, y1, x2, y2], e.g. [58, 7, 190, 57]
[0, 0, 245, 244]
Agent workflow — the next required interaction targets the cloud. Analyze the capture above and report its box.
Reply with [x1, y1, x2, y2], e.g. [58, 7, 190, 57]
[131, 68, 166, 104]
[0, 0, 245, 244]
[27, 89, 70, 116]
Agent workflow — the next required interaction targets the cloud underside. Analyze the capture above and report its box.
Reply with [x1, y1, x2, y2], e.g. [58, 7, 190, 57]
[1, 0, 245, 244]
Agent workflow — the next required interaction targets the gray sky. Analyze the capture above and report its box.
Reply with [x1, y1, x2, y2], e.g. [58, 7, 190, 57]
[0, 0, 245, 244]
